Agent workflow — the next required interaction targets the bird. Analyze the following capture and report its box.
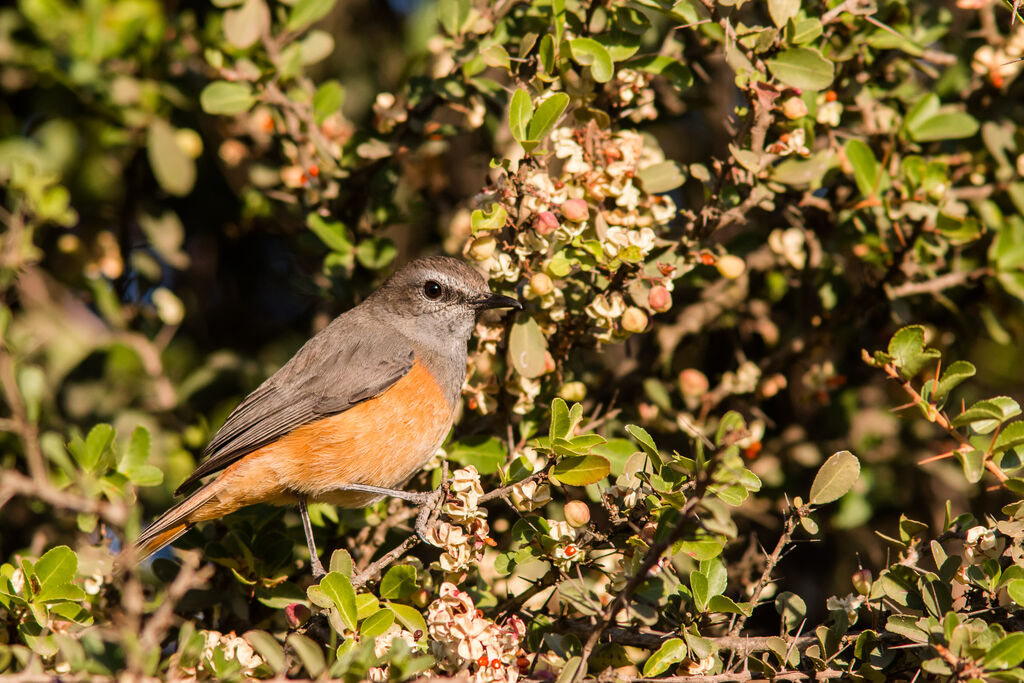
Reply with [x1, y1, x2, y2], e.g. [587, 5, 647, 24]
[128, 255, 520, 577]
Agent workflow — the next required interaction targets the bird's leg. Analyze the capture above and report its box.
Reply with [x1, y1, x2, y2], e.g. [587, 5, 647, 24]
[329, 483, 435, 505]
[297, 495, 327, 579]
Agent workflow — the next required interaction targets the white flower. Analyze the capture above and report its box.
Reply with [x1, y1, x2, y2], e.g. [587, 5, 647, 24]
[510, 479, 552, 512]
[817, 100, 843, 127]
[488, 253, 520, 283]
[826, 593, 866, 622]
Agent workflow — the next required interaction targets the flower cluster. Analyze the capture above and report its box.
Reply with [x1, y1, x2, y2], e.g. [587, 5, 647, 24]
[428, 466, 492, 575]
[545, 519, 584, 570]
[427, 582, 527, 683]
[457, 119, 695, 415]
[199, 630, 262, 673]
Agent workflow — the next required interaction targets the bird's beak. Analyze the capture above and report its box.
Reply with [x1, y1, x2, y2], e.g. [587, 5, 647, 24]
[474, 293, 522, 311]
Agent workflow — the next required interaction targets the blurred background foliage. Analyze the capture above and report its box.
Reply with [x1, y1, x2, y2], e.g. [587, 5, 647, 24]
[2, 0, 1024, 679]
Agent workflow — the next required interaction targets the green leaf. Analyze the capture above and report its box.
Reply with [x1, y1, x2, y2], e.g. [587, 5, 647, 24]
[690, 571, 709, 611]
[845, 139, 882, 197]
[930, 360, 976, 403]
[952, 397, 1022, 433]
[34, 546, 76, 591]
[525, 92, 570, 151]
[508, 88, 533, 144]
[355, 237, 396, 270]
[379, 565, 417, 601]
[312, 80, 344, 124]
[438, 0, 470, 36]
[569, 38, 614, 83]
[389, 602, 428, 639]
[76, 424, 114, 472]
[994, 421, 1024, 453]
[551, 455, 610, 486]
[286, 633, 325, 677]
[642, 638, 687, 677]
[550, 398, 571, 440]
[470, 203, 507, 233]
[306, 214, 351, 253]
[1008, 579, 1024, 606]
[909, 112, 980, 143]
[887, 325, 940, 379]
[809, 451, 860, 505]
[318, 572, 356, 631]
[956, 448, 986, 483]
[359, 608, 395, 638]
[508, 314, 548, 379]
[447, 435, 507, 474]
[768, 0, 799, 27]
[776, 591, 807, 633]
[147, 120, 195, 197]
[904, 94, 940, 134]
[632, 55, 693, 90]
[286, 0, 337, 32]
[636, 161, 686, 194]
[984, 633, 1024, 670]
[766, 47, 834, 91]
[625, 424, 662, 471]
[708, 594, 751, 616]
[223, 0, 268, 49]
[199, 81, 257, 115]
[243, 630, 285, 674]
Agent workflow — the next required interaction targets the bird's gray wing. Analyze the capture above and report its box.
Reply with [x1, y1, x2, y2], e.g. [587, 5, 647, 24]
[174, 317, 414, 495]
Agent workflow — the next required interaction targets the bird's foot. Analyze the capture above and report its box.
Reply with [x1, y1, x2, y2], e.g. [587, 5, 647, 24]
[332, 479, 449, 545]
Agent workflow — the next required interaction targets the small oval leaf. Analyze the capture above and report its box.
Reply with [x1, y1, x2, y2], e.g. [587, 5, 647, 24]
[809, 450, 860, 505]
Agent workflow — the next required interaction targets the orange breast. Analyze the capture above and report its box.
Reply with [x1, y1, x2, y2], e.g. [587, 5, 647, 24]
[194, 360, 456, 519]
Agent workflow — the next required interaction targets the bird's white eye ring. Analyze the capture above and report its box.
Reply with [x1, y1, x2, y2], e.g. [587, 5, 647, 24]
[423, 280, 444, 300]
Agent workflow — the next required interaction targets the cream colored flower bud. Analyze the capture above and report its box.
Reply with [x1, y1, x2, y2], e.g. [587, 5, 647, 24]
[780, 96, 808, 120]
[716, 254, 746, 279]
[621, 306, 648, 333]
[468, 235, 497, 261]
[530, 272, 554, 296]
[558, 381, 587, 402]
[564, 500, 591, 528]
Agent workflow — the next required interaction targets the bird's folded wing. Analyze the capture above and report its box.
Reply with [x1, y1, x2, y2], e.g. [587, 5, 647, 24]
[175, 326, 415, 495]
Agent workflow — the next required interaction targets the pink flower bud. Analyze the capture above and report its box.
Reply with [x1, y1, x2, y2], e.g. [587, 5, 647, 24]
[285, 603, 310, 628]
[648, 285, 672, 312]
[560, 199, 589, 222]
[679, 368, 709, 397]
[535, 211, 559, 234]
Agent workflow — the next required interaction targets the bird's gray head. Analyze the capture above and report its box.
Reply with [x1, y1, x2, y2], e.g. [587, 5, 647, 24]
[369, 255, 521, 353]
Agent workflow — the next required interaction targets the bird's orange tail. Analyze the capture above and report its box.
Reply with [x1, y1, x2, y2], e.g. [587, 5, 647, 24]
[116, 482, 222, 572]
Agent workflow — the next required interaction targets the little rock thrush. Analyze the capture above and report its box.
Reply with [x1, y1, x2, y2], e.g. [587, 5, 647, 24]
[131, 255, 520, 576]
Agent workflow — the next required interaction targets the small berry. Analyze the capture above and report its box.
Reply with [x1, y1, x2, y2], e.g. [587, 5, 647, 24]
[825, 90, 838, 102]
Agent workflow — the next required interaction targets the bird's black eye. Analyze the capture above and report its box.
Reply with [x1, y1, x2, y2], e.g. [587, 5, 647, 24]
[423, 280, 444, 300]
